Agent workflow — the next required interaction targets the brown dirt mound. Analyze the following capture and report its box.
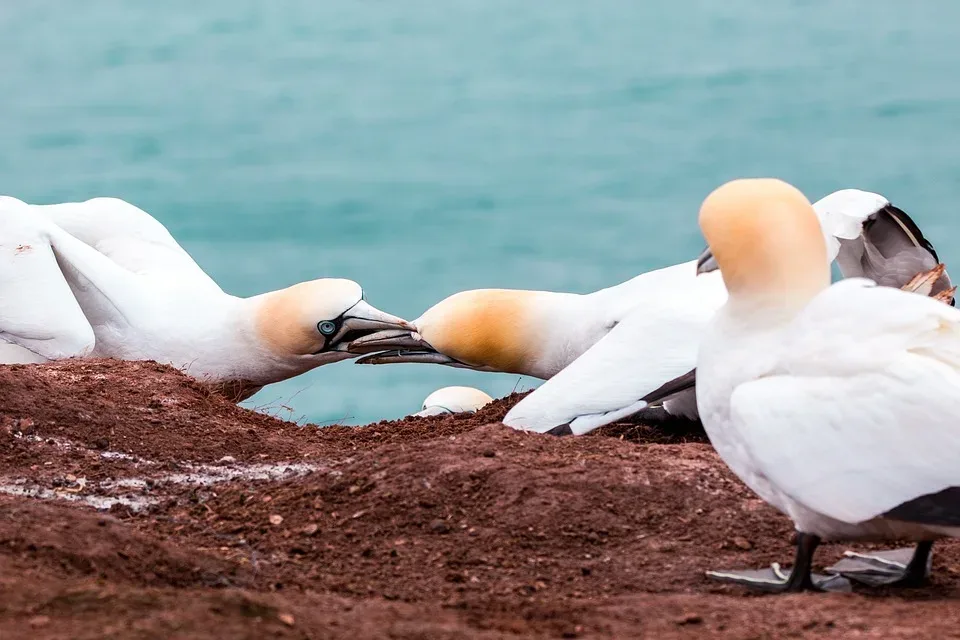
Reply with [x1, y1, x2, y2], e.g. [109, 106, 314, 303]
[1, 359, 958, 639]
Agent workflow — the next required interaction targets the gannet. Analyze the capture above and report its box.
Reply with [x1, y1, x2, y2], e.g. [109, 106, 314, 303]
[695, 178, 960, 593]
[352, 263, 713, 379]
[413, 386, 493, 417]
[0, 196, 412, 399]
[351, 190, 953, 434]
[504, 190, 955, 435]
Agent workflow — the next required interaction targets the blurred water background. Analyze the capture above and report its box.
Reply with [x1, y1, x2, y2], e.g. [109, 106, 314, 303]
[1, 1, 958, 424]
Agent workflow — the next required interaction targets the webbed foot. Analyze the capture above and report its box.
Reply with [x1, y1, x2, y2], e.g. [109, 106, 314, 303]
[705, 564, 851, 593]
[705, 532, 852, 593]
[826, 542, 932, 588]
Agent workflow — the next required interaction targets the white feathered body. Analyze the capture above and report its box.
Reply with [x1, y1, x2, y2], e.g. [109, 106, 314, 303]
[0, 197, 292, 384]
[697, 278, 960, 542]
[504, 261, 727, 433]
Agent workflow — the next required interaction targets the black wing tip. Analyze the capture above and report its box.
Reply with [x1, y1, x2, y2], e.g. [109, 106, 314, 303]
[884, 486, 960, 527]
[880, 203, 940, 262]
[640, 368, 697, 404]
[545, 424, 574, 437]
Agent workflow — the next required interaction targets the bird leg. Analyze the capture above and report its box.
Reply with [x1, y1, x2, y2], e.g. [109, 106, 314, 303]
[901, 264, 946, 297]
[825, 542, 933, 588]
[705, 533, 851, 593]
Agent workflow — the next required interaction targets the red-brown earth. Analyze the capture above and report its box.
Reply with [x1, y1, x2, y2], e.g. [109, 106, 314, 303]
[1, 359, 958, 639]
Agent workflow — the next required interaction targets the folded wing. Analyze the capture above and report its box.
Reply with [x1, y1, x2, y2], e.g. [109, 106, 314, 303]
[0, 200, 94, 360]
[730, 281, 960, 524]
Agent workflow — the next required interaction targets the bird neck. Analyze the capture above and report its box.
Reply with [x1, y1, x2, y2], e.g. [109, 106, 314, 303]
[723, 290, 814, 330]
[180, 291, 314, 389]
[522, 291, 615, 378]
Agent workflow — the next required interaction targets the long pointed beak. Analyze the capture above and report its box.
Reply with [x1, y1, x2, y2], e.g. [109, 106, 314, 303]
[348, 329, 471, 367]
[330, 300, 415, 352]
[696, 245, 718, 276]
[347, 328, 430, 354]
[355, 350, 468, 366]
[342, 300, 414, 333]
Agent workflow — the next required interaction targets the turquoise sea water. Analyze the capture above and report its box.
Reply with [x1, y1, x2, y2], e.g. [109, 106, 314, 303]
[2, 2, 959, 424]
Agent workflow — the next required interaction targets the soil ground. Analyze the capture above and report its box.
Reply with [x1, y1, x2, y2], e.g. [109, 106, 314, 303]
[1, 359, 958, 639]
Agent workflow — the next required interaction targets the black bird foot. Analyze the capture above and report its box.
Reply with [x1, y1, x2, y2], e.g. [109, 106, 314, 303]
[705, 532, 852, 593]
[825, 542, 932, 588]
[705, 564, 851, 593]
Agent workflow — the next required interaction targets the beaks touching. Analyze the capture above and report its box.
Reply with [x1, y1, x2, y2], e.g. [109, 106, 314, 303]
[330, 301, 415, 352]
[347, 329, 431, 354]
[356, 350, 467, 366]
[347, 330, 468, 367]
[901, 264, 947, 297]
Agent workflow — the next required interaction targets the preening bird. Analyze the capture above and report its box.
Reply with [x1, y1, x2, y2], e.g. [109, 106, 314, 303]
[695, 178, 960, 593]
[350, 189, 953, 434]
[0, 196, 411, 399]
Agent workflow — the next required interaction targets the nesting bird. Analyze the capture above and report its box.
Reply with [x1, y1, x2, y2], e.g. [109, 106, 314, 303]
[414, 386, 493, 417]
[351, 189, 953, 434]
[0, 196, 411, 399]
[695, 178, 960, 592]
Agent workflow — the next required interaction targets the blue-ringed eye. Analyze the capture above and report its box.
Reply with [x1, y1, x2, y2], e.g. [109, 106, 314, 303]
[318, 321, 337, 336]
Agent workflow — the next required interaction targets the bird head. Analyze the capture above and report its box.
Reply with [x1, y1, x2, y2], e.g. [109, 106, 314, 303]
[696, 178, 830, 309]
[255, 278, 413, 366]
[349, 289, 541, 375]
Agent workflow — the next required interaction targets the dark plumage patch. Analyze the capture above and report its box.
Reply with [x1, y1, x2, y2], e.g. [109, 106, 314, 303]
[546, 424, 574, 436]
[641, 368, 696, 404]
[884, 487, 960, 526]
[877, 204, 940, 262]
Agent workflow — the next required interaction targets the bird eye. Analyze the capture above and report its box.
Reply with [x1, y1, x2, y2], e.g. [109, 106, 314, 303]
[318, 321, 337, 336]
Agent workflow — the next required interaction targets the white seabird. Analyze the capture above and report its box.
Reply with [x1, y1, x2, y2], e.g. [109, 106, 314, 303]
[350, 189, 953, 434]
[695, 177, 960, 593]
[503, 190, 955, 435]
[413, 386, 493, 417]
[0, 196, 412, 399]
[352, 262, 718, 379]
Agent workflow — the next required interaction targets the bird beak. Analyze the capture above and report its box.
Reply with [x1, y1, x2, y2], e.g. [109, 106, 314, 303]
[347, 329, 469, 367]
[696, 245, 718, 276]
[347, 328, 430, 354]
[330, 301, 415, 352]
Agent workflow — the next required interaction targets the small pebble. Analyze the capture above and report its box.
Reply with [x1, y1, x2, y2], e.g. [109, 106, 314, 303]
[429, 519, 450, 534]
[278, 613, 295, 627]
[301, 523, 319, 536]
[269, 514, 284, 526]
[732, 537, 753, 551]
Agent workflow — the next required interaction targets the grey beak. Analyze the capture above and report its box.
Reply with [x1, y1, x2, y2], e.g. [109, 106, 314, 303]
[696, 246, 719, 276]
[347, 329, 431, 355]
[355, 350, 468, 367]
[349, 330, 474, 367]
[330, 301, 414, 352]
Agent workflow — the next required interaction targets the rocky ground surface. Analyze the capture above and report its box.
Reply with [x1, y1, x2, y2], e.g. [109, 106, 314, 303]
[1, 359, 958, 639]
